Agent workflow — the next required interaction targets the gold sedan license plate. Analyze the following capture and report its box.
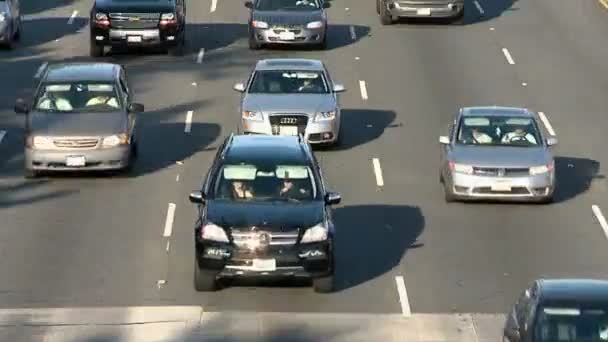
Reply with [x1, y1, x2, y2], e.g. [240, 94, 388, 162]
[417, 8, 431, 15]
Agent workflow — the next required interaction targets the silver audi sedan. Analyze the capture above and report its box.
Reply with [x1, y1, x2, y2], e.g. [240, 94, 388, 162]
[439, 106, 557, 203]
[233, 58, 345, 146]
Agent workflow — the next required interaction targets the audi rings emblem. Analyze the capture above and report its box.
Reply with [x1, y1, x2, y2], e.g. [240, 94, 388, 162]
[280, 118, 298, 124]
[257, 232, 271, 245]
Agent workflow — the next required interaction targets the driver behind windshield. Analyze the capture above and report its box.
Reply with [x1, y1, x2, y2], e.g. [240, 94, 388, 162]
[278, 171, 311, 200]
[501, 125, 537, 144]
[232, 180, 255, 199]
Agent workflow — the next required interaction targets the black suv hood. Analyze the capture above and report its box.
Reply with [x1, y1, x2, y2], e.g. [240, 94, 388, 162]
[95, 0, 175, 13]
[206, 201, 324, 232]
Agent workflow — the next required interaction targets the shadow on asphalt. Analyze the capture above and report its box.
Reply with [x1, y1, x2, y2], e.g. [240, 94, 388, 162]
[0, 179, 77, 209]
[318, 109, 397, 151]
[388, 0, 518, 26]
[21, 0, 76, 15]
[554, 156, 602, 203]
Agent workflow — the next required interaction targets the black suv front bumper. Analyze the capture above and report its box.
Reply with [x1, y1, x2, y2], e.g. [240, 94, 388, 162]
[90, 25, 181, 49]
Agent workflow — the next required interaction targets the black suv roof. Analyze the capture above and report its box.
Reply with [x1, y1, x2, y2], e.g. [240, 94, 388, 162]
[539, 279, 608, 306]
[223, 135, 311, 165]
[44, 63, 120, 83]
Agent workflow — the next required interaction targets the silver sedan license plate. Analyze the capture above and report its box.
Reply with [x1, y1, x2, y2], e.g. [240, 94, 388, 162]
[417, 8, 431, 15]
[252, 259, 276, 271]
[491, 183, 512, 192]
[66, 156, 86, 167]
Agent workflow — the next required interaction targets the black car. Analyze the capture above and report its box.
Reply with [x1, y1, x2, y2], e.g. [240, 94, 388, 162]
[504, 279, 608, 342]
[188, 134, 341, 293]
[89, 0, 186, 57]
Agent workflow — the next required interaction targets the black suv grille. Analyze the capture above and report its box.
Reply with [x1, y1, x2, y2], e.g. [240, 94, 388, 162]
[269, 115, 308, 135]
[231, 228, 300, 249]
[109, 13, 160, 29]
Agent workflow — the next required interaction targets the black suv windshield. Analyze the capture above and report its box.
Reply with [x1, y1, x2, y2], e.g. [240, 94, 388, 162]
[249, 70, 329, 94]
[35, 82, 122, 113]
[255, 0, 320, 11]
[534, 307, 608, 342]
[457, 115, 542, 147]
[212, 163, 317, 202]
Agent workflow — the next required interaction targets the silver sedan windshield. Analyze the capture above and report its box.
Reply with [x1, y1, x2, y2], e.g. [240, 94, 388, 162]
[457, 115, 542, 147]
[248, 70, 329, 94]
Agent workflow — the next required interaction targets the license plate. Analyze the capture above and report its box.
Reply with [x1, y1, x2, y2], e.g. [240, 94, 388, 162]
[491, 183, 512, 191]
[279, 126, 299, 136]
[127, 36, 142, 43]
[278, 31, 296, 41]
[417, 8, 431, 15]
[252, 259, 276, 272]
[66, 156, 86, 167]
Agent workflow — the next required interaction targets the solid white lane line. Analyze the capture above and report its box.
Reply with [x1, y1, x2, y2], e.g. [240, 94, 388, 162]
[372, 158, 384, 187]
[196, 48, 205, 64]
[163, 203, 176, 237]
[395, 276, 412, 317]
[349, 25, 356, 40]
[0, 131, 5, 145]
[592, 205, 608, 240]
[359, 80, 368, 100]
[538, 112, 556, 136]
[67, 10, 78, 24]
[34, 62, 48, 78]
[474, 0, 484, 15]
[502, 48, 515, 65]
[185, 111, 193, 133]
[210, 0, 218, 12]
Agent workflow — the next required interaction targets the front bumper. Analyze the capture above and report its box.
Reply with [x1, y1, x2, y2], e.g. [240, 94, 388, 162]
[25, 146, 131, 172]
[251, 26, 326, 45]
[448, 171, 555, 200]
[90, 26, 180, 47]
[384, 0, 464, 18]
[241, 116, 339, 144]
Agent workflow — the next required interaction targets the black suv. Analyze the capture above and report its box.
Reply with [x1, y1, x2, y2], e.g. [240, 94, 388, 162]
[188, 134, 341, 293]
[89, 0, 186, 57]
[504, 279, 608, 342]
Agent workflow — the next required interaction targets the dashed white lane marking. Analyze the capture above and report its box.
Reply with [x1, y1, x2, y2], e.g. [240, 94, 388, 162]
[538, 111, 556, 136]
[67, 10, 78, 25]
[210, 0, 218, 12]
[359, 80, 368, 100]
[34, 62, 48, 78]
[395, 276, 412, 317]
[372, 158, 384, 187]
[474, 0, 484, 15]
[196, 48, 205, 64]
[176, 174, 180, 182]
[349, 25, 356, 40]
[185, 110, 193, 133]
[0, 131, 5, 145]
[163, 203, 176, 237]
[592, 205, 608, 240]
[502, 48, 515, 65]
[166, 241, 171, 252]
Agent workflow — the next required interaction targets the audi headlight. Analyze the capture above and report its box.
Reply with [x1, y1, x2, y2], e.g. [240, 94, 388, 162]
[161, 13, 175, 20]
[102, 133, 129, 148]
[301, 223, 328, 243]
[0, 13, 6, 23]
[314, 110, 336, 121]
[30, 136, 54, 150]
[306, 21, 324, 29]
[201, 222, 229, 243]
[252, 20, 269, 29]
[449, 162, 473, 174]
[242, 111, 264, 121]
[530, 162, 554, 175]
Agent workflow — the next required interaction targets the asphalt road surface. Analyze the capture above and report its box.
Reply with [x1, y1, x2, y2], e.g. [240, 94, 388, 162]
[2, 0, 608, 340]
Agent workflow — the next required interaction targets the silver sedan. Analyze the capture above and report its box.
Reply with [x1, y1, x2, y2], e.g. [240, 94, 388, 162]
[233, 58, 345, 146]
[439, 106, 557, 203]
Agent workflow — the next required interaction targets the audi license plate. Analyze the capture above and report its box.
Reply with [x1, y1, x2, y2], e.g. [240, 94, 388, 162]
[252, 259, 276, 272]
[127, 36, 142, 43]
[279, 31, 296, 41]
[417, 8, 431, 15]
[491, 183, 512, 192]
[66, 156, 86, 167]
[279, 126, 299, 136]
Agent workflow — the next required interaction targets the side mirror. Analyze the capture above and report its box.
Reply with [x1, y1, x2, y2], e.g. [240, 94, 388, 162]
[189, 190, 206, 204]
[546, 137, 558, 146]
[439, 136, 450, 145]
[325, 192, 341, 205]
[332, 84, 345, 93]
[323, 1, 331, 8]
[233, 82, 246, 92]
[14, 98, 29, 114]
[128, 103, 144, 113]
[244, 1, 253, 8]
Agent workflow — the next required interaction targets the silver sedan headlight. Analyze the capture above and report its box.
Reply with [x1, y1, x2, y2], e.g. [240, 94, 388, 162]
[314, 110, 336, 121]
[242, 111, 264, 121]
[529, 162, 554, 175]
[0, 12, 6, 23]
[252, 20, 269, 29]
[306, 21, 324, 29]
[448, 162, 473, 174]
[29, 136, 54, 150]
[102, 133, 129, 148]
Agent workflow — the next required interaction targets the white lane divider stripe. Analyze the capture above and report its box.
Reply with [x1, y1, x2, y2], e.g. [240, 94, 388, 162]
[67, 10, 78, 25]
[474, 0, 484, 15]
[0, 131, 6, 145]
[502, 48, 515, 65]
[210, 0, 218, 12]
[372, 158, 384, 187]
[395, 276, 412, 317]
[34, 62, 48, 78]
[592, 205, 608, 240]
[349, 25, 356, 40]
[185, 111, 193, 133]
[196, 48, 205, 64]
[359, 80, 368, 100]
[538, 112, 556, 136]
[163, 203, 177, 237]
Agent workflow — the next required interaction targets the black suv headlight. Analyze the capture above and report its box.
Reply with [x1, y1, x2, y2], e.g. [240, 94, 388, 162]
[200, 222, 229, 243]
[301, 223, 328, 243]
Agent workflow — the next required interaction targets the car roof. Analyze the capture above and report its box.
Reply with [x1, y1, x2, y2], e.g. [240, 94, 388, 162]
[224, 135, 310, 165]
[44, 63, 120, 83]
[461, 106, 532, 118]
[538, 279, 608, 306]
[255, 59, 324, 71]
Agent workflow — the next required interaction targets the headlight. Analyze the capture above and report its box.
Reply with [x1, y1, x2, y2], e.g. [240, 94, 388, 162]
[301, 223, 328, 243]
[30, 136, 54, 150]
[95, 12, 108, 21]
[201, 222, 229, 242]
[161, 13, 175, 20]
[252, 20, 269, 29]
[102, 133, 129, 147]
[306, 21, 324, 29]
[242, 111, 264, 121]
[530, 162, 554, 175]
[449, 162, 473, 174]
[0, 12, 6, 22]
[314, 110, 336, 121]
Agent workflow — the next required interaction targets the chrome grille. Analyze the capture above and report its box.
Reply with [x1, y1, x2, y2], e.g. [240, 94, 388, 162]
[109, 13, 160, 29]
[473, 167, 530, 177]
[53, 137, 99, 149]
[232, 230, 299, 247]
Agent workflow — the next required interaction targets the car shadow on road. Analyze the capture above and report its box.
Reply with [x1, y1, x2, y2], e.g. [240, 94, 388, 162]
[390, 0, 518, 26]
[318, 109, 397, 151]
[0, 179, 77, 209]
[553, 156, 602, 203]
[21, 0, 76, 15]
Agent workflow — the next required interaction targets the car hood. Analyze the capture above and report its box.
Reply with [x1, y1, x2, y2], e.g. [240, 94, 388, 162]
[450, 145, 552, 168]
[95, 0, 175, 13]
[28, 111, 127, 136]
[206, 201, 325, 233]
[252, 10, 323, 26]
[242, 94, 336, 114]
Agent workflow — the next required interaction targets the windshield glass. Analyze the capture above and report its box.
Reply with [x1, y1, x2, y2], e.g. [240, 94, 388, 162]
[255, 0, 320, 11]
[534, 307, 608, 342]
[34, 82, 122, 113]
[456, 115, 542, 147]
[212, 163, 317, 202]
[249, 70, 329, 94]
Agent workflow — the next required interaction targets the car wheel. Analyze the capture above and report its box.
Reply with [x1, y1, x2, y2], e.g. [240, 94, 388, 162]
[168, 37, 185, 56]
[24, 168, 38, 179]
[444, 180, 456, 202]
[380, 2, 394, 25]
[313, 275, 334, 293]
[538, 194, 554, 204]
[14, 18, 22, 41]
[317, 35, 327, 50]
[194, 260, 219, 292]
[248, 33, 261, 50]
[90, 43, 104, 57]
[451, 11, 465, 25]
[131, 140, 139, 159]
[439, 170, 444, 184]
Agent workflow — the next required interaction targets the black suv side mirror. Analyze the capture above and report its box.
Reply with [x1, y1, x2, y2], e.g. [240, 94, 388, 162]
[128, 103, 144, 113]
[244, 1, 253, 8]
[14, 98, 29, 114]
[325, 192, 341, 205]
[189, 190, 206, 204]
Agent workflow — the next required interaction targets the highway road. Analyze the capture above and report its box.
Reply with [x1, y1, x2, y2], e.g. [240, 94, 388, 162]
[2, 0, 608, 340]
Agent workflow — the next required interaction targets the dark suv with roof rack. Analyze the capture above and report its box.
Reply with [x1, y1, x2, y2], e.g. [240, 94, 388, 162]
[188, 134, 341, 293]
[89, 0, 186, 57]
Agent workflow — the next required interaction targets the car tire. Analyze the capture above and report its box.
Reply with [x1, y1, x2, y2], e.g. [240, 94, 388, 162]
[24, 168, 38, 179]
[451, 11, 465, 25]
[90, 43, 104, 57]
[317, 36, 327, 50]
[380, 2, 394, 25]
[194, 261, 219, 292]
[248, 33, 262, 50]
[376, 0, 381, 14]
[444, 181, 456, 202]
[538, 194, 554, 204]
[313, 275, 334, 293]
[14, 17, 22, 41]
[131, 140, 139, 159]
